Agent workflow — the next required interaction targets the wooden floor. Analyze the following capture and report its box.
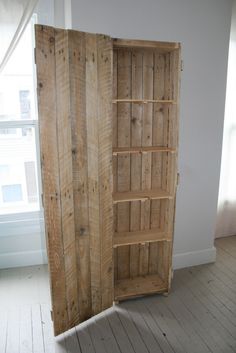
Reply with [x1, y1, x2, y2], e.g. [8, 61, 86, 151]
[1, 236, 236, 353]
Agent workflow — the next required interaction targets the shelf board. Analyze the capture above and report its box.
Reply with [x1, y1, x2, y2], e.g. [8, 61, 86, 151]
[112, 99, 176, 104]
[115, 274, 168, 301]
[113, 189, 173, 203]
[113, 146, 176, 155]
[114, 229, 172, 247]
[113, 38, 180, 52]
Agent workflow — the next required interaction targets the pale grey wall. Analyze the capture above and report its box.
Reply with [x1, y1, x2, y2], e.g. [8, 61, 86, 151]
[71, 0, 232, 266]
[5, 0, 230, 269]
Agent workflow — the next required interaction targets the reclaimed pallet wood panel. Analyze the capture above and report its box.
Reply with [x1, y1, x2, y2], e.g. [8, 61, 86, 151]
[36, 24, 180, 332]
[113, 43, 180, 298]
[35, 25, 113, 335]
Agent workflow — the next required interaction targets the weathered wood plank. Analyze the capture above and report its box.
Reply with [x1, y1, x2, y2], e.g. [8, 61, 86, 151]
[139, 51, 154, 275]
[129, 50, 143, 277]
[116, 50, 132, 280]
[85, 33, 101, 315]
[97, 33, 114, 310]
[35, 24, 68, 335]
[55, 28, 79, 328]
[68, 30, 92, 321]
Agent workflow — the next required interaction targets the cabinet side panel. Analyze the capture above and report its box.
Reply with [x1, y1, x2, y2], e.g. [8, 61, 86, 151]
[113, 50, 118, 281]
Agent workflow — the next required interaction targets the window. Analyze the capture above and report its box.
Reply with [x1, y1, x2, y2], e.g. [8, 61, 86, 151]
[0, 15, 41, 217]
[2, 184, 23, 202]
[19, 90, 31, 120]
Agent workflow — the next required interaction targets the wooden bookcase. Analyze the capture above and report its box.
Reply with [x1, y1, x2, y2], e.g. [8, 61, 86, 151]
[112, 39, 180, 301]
[35, 25, 181, 335]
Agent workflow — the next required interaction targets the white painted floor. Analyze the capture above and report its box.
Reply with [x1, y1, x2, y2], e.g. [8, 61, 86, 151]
[0, 236, 236, 353]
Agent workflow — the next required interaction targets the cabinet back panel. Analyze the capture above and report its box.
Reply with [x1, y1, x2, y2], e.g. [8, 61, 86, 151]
[113, 47, 178, 281]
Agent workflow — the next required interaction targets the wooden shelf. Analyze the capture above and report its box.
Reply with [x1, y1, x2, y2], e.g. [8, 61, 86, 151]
[115, 274, 167, 301]
[114, 229, 172, 248]
[112, 99, 176, 104]
[113, 38, 180, 52]
[113, 189, 172, 203]
[113, 146, 176, 155]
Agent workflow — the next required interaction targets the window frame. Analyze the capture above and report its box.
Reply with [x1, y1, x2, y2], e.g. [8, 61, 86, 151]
[0, 13, 44, 229]
[0, 119, 43, 228]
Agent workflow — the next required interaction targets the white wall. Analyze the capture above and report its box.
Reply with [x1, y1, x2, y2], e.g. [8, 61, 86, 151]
[4, 0, 231, 269]
[70, 0, 232, 268]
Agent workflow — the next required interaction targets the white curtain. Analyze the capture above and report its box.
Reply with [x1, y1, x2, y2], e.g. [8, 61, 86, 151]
[216, 1, 236, 238]
[0, 0, 38, 74]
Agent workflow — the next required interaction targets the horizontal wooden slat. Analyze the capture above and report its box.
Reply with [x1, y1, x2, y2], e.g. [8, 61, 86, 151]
[112, 99, 176, 104]
[113, 189, 173, 203]
[113, 146, 176, 155]
[113, 38, 180, 51]
[115, 274, 167, 300]
[114, 230, 172, 247]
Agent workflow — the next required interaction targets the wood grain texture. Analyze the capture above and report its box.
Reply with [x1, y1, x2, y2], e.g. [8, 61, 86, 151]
[54, 28, 79, 329]
[97, 34, 114, 309]
[2, 238, 236, 353]
[85, 33, 114, 314]
[113, 44, 181, 298]
[36, 26, 181, 329]
[116, 50, 132, 280]
[139, 51, 154, 276]
[85, 32, 101, 315]
[35, 25, 68, 335]
[113, 38, 180, 51]
[68, 30, 92, 321]
[36, 25, 113, 335]
[129, 50, 143, 277]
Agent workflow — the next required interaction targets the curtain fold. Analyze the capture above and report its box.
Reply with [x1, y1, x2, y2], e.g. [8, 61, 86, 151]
[0, 0, 38, 74]
[216, 3, 236, 238]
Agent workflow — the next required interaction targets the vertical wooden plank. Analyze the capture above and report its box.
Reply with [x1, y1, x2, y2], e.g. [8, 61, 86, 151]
[116, 50, 132, 280]
[68, 30, 92, 321]
[149, 52, 165, 275]
[55, 29, 79, 327]
[97, 33, 114, 309]
[35, 25, 68, 335]
[167, 49, 181, 289]
[155, 52, 172, 285]
[139, 51, 154, 276]
[129, 50, 143, 277]
[113, 50, 118, 281]
[85, 33, 101, 314]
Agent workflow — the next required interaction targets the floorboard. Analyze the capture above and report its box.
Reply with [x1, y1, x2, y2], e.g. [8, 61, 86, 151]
[0, 237, 236, 352]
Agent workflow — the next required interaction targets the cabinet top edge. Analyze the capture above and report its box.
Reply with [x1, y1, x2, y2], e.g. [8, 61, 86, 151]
[112, 38, 181, 52]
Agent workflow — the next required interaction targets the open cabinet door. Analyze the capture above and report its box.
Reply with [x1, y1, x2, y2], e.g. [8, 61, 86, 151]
[35, 25, 113, 336]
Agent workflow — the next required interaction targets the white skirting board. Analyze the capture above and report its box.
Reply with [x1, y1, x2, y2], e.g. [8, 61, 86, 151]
[173, 246, 216, 270]
[0, 246, 216, 270]
[0, 249, 47, 269]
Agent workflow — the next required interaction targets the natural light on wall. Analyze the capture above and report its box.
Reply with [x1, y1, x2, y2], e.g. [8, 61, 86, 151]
[0, 16, 40, 215]
[216, 1, 236, 238]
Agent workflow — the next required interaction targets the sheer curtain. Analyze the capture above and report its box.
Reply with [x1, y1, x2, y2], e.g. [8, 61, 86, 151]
[216, 1, 236, 238]
[0, 0, 38, 73]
